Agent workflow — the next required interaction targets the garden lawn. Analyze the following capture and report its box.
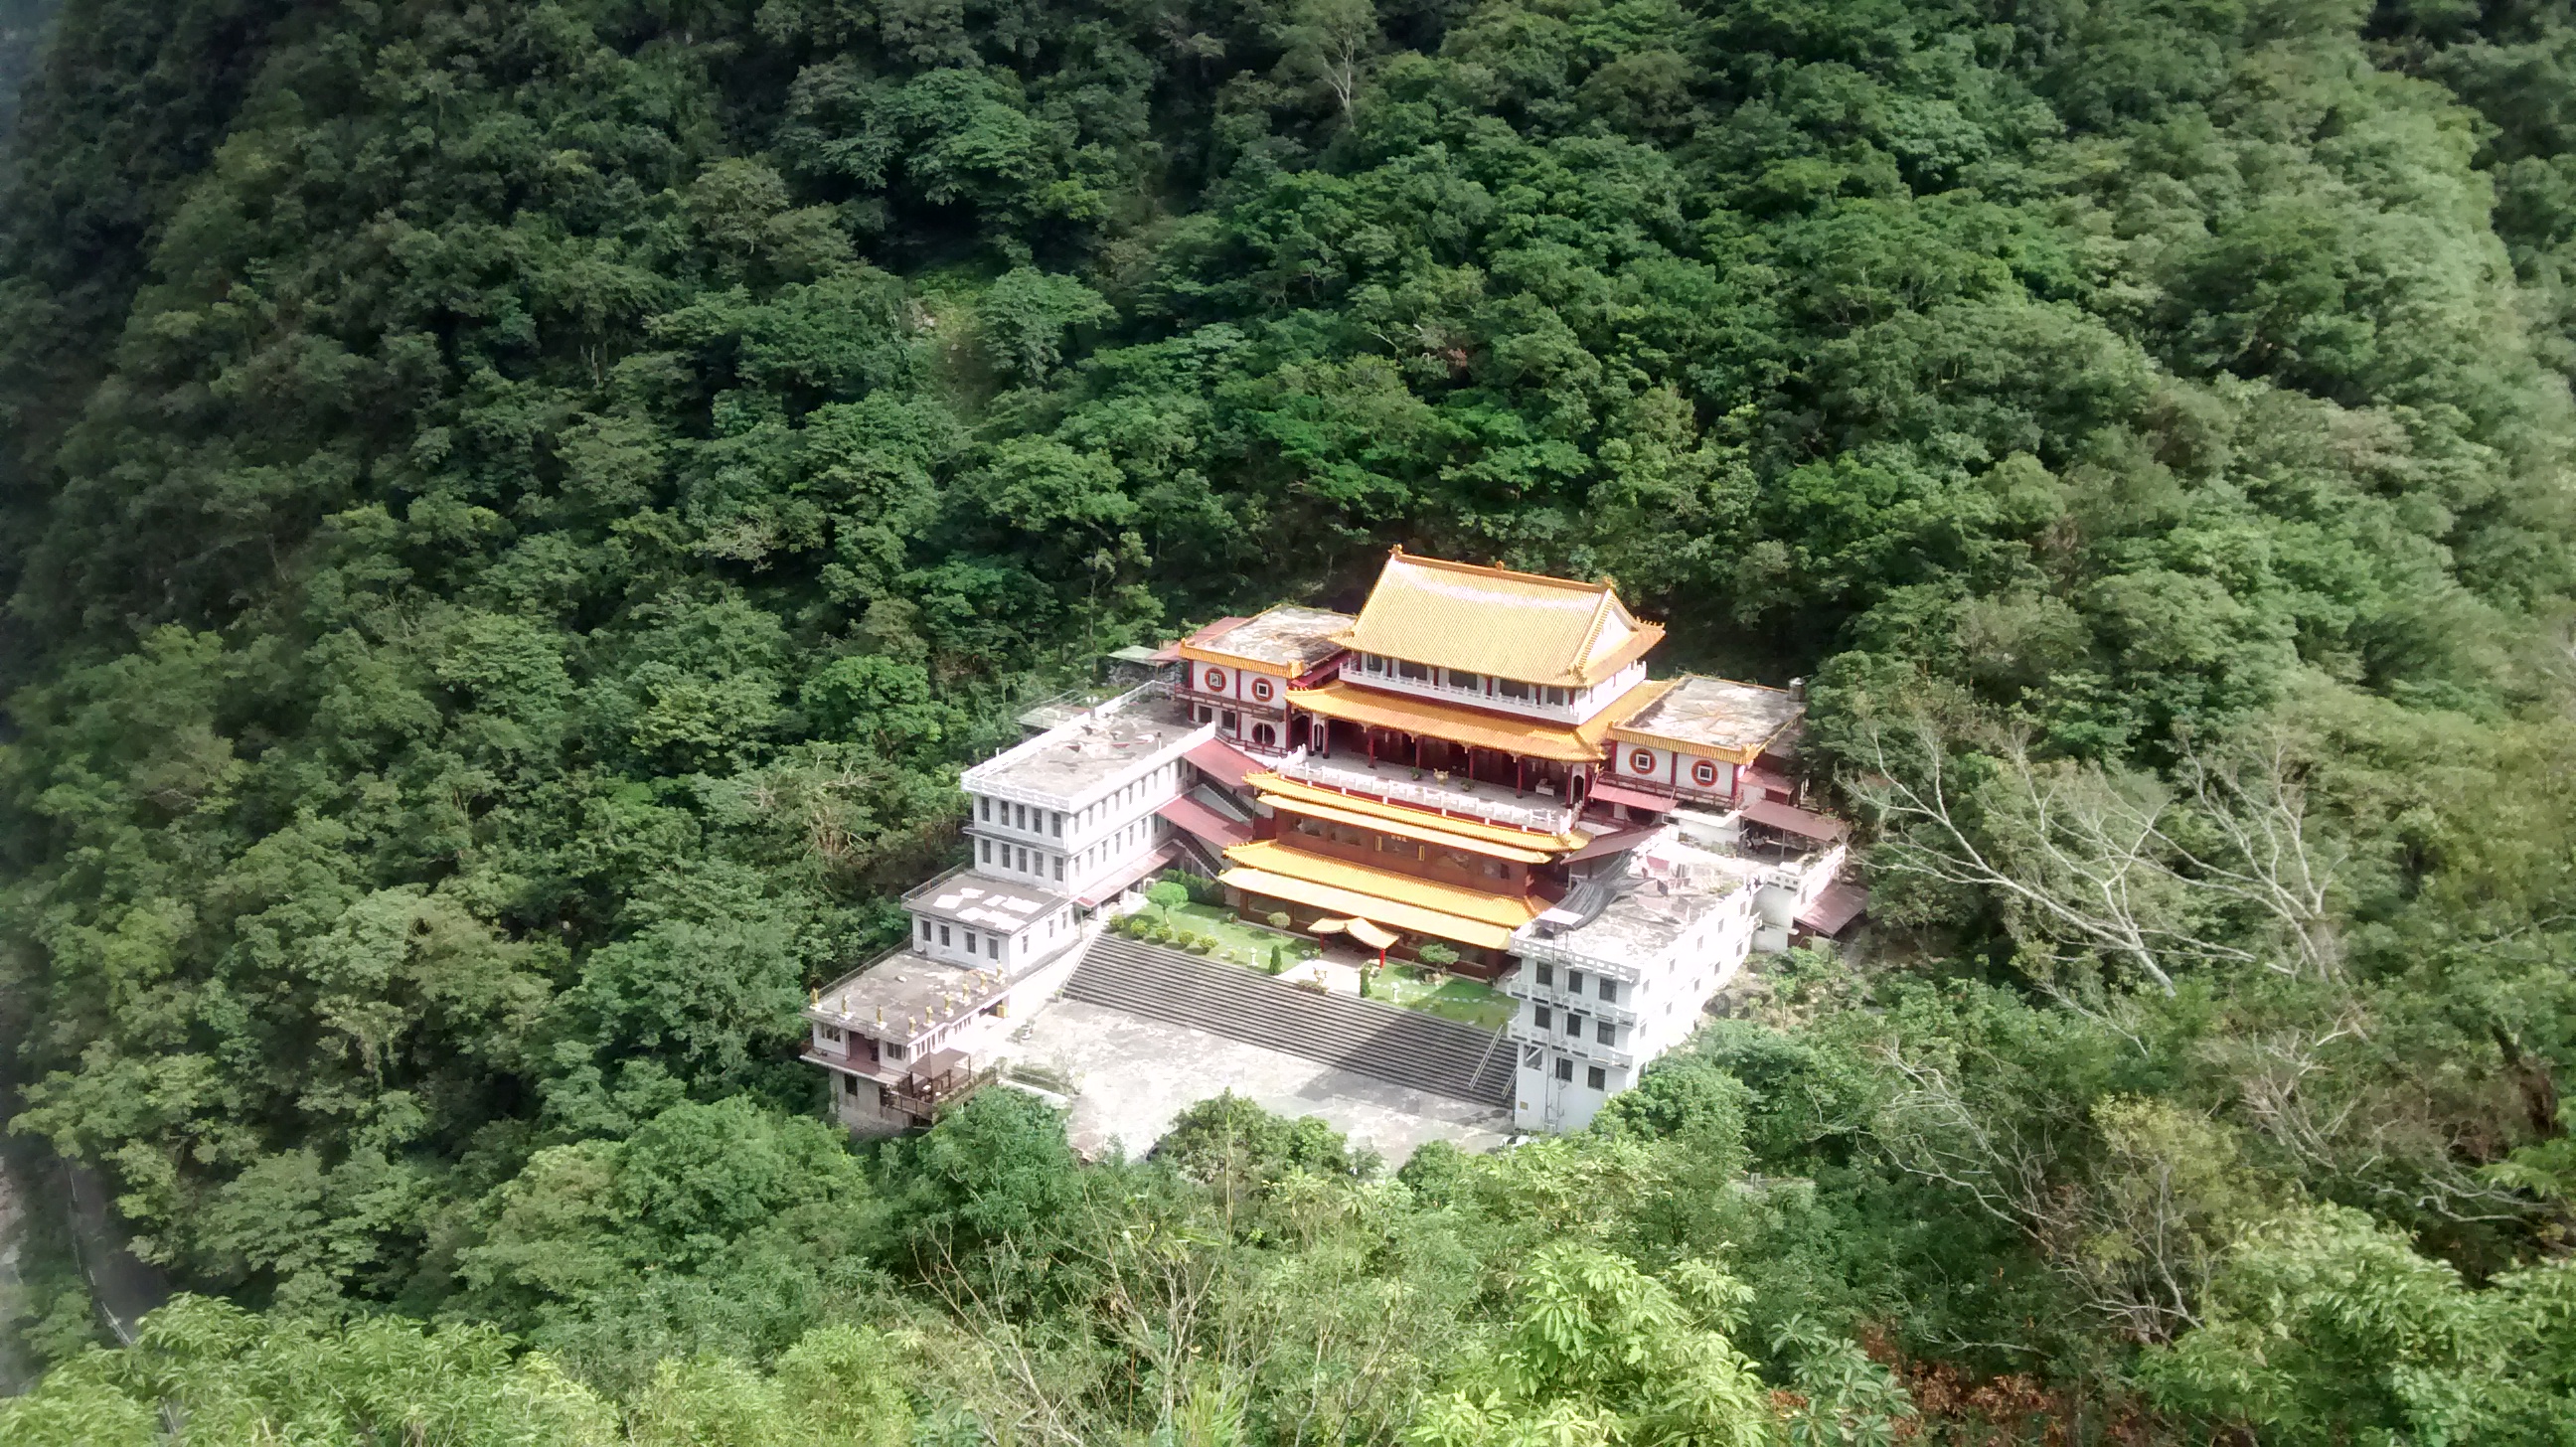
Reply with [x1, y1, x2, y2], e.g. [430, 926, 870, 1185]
[1164, 902, 1306, 970]
[1369, 968, 1518, 1031]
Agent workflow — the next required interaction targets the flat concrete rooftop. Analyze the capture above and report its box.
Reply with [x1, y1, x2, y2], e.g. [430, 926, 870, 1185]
[1188, 604, 1355, 674]
[812, 951, 1007, 1045]
[965, 692, 1205, 802]
[1612, 675, 1804, 755]
[903, 867, 1068, 930]
[1523, 838, 1761, 960]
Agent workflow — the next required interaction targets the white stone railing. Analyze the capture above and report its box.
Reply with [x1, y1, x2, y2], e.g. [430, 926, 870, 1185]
[1272, 753, 1577, 834]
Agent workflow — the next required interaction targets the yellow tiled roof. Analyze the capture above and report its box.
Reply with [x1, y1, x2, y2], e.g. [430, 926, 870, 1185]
[1287, 677, 1675, 763]
[1220, 841, 1543, 951]
[1257, 792, 1562, 863]
[1246, 771, 1589, 851]
[1222, 840, 1548, 931]
[1221, 867, 1521, 951]
[1334, 549, 1666, 687]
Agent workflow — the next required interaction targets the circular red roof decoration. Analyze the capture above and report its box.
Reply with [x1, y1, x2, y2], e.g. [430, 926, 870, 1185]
[1252, 678, 1273, 702]
[1629, 748, 1655, 774]
[1692, 758, 1719, 786]
[1203, 667, 1227, 693]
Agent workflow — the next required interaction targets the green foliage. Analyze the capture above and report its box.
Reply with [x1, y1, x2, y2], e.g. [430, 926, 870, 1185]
[0, 1294, 619, 1446]
[1408, 1245, 1774, 1447]
[2142, 1206, 2576, 1445]
[3, 0, 2576, 1439]
[1158, 1090, 1372, 1195]
[456, 1097, 886, 1394]
[885, 1087, 1079, 1270]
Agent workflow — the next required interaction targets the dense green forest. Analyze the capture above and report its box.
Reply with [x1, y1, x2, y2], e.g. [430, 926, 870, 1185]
[4, 0, 2576, 1439]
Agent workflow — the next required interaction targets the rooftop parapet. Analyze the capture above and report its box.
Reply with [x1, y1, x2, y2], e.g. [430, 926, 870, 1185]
[961, 683, 1212, 808]
[807, 950, 1016, 1046]
[901, 866, 1071, 929]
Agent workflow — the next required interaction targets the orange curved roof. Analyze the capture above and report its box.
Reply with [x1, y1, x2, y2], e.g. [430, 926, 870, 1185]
[1260, 793, 1560, 864]
[1219, 841, 1542, 951]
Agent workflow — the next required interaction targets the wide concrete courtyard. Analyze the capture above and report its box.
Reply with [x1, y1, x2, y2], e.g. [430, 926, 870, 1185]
[1001, 999, 1513, 1166]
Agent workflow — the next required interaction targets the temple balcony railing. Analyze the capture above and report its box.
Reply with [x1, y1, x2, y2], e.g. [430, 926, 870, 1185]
[1271, 752, 1578, 835]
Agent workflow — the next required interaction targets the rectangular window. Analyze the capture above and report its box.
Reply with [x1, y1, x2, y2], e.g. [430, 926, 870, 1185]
[917, 918, 929, 941]
[1543, 686, 1567, 706]
[1017, 803, 1030, 831]
[1498, 678, 1531, 701]
[1564, 1014, 1583, 1037]
[1534, 1006, 1551, 1030]
[979, 838, 991, 864]
[938, 924, 951, 947]
[1052, 856, 1064, 882]
[1596, 1021, 1614, 1045]
[1555, 1058, 1573, 1082]
[1534, 963, 1552, 986]
[963, 930, 977, 953]
[1220, 710, 1238, 732]
[1568, 969, 1586, 994]
[988, 936, 1000, 959]
[1587, 1065, 1606, 1090]
[1051, 811, 1063, 836]
[1598, 979, 1616, 1002]
[980, 797, 992, 821]
[1396, 660, 1428, 681]
[1449, 670, 1480, 690]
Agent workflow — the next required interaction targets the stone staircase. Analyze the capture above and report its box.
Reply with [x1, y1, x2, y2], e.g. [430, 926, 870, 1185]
[1064, 937, 1515, 1108]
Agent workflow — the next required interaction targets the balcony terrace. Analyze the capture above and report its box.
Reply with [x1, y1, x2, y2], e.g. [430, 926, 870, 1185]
[1272, 750, 1579, 836]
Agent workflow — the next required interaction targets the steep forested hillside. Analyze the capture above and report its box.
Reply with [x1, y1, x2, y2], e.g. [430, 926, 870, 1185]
[4, 0, 2576, 1441]
[0, 0, 59, 138]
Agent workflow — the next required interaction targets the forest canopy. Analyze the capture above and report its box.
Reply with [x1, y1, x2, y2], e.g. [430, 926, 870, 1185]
[3, 0, 2576, 1441]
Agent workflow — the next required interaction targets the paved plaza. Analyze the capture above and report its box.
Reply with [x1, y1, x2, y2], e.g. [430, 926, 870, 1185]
[1002, 999, 1513, 1166]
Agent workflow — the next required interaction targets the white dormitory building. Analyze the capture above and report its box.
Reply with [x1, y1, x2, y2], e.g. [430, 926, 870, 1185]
[803, 687, 1212, 1135]
[1504, 817, 1850, 1134]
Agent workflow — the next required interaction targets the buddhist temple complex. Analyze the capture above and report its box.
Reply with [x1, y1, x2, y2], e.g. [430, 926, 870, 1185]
[805, 550, 1858, 1136]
